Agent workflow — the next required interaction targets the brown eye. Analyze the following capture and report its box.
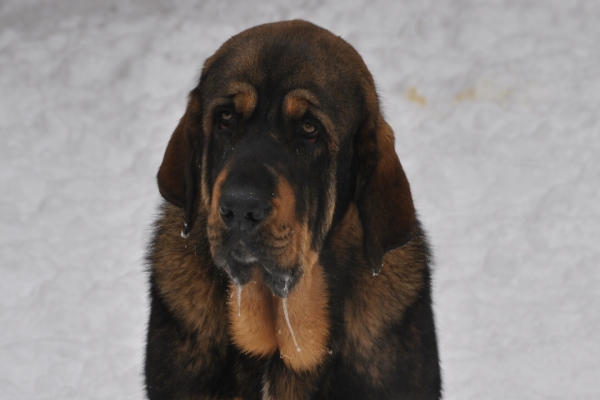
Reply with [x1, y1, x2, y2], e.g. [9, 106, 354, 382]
[218, 111, 235, 130]
[303, 122, 315, 133]
[302, 122, 318, 143]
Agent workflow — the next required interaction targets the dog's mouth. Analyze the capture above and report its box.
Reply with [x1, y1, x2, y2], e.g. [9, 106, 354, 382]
[214, 238, 301, 298]
[257, 261, 300, 298]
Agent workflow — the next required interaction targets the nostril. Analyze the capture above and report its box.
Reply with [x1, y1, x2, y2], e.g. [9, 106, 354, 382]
[220, 206, 234, 219]
[246, 208, 264, 222]
[219, 188, 270, 232]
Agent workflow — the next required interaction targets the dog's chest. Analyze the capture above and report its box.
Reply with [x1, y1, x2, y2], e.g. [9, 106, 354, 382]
[228, 265, 330, 372]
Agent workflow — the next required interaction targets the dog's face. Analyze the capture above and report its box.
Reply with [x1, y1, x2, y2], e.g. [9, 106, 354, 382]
[201, 22, 374, 297]
[157, 20, 416, 298]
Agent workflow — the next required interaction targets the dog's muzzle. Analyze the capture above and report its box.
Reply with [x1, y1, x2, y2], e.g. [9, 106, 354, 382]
[217, 184, 299, 297]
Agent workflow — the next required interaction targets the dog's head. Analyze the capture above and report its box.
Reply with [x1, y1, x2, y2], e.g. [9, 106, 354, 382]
[157, 20, 416, 298]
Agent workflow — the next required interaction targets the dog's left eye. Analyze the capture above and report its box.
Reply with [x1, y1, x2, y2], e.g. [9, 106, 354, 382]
[302, 121, 319, 143]
[218, 111, 236, 131]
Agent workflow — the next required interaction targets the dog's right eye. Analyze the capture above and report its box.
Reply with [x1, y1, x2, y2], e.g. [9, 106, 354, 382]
[218, 111, 235, 131]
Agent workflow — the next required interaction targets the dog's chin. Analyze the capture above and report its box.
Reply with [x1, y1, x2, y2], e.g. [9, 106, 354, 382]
[219, 250, 255, 286]
[260, 266, 300, 298]
[214, 250, 300, 298]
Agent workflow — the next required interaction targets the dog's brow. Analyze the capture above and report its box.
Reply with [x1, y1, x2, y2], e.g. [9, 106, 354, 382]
[230, 82, 257, 116]
[207, 82, 257, 116]
[283, 89, 320, 119]
[234, 92, 256, 116]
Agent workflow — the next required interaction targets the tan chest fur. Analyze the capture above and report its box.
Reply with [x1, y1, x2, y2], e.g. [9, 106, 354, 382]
[228, 257, 330, 372]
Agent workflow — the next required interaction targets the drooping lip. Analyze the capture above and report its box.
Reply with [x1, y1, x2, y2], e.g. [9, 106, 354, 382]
[223, 246, 256, 286]
[211, 236, 300, 297]
[219, 252, 300, 298]
[254, 259, 302, 298]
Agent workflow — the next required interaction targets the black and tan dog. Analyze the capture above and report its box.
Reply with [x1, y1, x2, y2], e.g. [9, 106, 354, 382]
[145, 20, 441, 400]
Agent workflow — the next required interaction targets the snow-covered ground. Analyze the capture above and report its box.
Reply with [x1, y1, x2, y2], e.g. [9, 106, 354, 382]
[1, 0, 598, 399]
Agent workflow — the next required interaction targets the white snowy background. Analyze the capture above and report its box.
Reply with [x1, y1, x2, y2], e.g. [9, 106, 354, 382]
[1, 0, 598, 399]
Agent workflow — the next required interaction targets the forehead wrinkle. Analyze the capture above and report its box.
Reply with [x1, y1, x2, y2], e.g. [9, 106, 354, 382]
[283, 89, 320, 118]
[311, 109, 340, 153]
[203, 97, 230, 137]
[205, 97, 231, 117]
[206, 82, 257, 112]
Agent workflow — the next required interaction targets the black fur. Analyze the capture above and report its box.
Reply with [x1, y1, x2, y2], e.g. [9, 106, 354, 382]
[145, 20, 441, 400]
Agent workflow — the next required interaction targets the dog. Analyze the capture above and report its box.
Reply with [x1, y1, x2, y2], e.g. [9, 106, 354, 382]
[145, 20, 441, 400]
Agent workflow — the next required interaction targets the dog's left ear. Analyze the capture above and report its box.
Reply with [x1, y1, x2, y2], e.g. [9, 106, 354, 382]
[355, 114, 416, 275]
[157, 92, 203, 237]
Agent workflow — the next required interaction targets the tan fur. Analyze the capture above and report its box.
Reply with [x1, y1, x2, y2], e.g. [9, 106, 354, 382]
[230, 82, 258, 116]
[206, 167, 229, 250]
[265, 178, 306, 269]
[262, 176, 296, 252]
[222, 176, 330, 372]
[283, 90, 315, 119]
[153, 205, 229, 373]
[227, 255, 329, 372]
[228, 269, 279, 356]
[274, 253, 329, 371]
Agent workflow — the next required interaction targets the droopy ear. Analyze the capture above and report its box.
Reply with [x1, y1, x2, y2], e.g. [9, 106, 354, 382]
[157, 92, 203, 237]
[355, 115, 416, 275]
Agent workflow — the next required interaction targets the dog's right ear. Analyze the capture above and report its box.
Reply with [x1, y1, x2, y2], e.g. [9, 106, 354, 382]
[157, 92, 203, 237]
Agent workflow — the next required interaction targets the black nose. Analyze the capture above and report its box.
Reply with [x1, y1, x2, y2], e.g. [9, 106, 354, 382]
[219, 188, 269, 233]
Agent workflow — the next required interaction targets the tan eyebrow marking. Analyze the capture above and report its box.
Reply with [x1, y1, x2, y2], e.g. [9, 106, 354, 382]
[230, 82, 257, 116]
[204, 82, 258, 134]
[283, 89, 320, 119]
